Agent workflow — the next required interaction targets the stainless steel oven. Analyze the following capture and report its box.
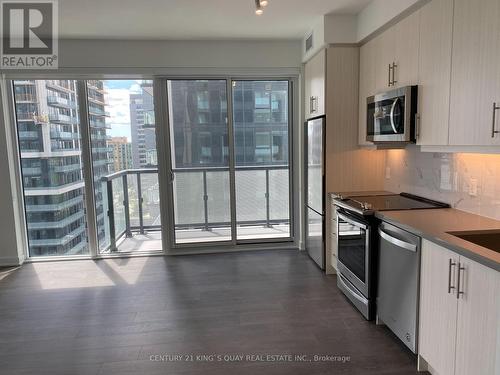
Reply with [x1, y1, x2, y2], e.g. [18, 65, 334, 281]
[336, 209, 374, 320]
[367, 85, 418, 144]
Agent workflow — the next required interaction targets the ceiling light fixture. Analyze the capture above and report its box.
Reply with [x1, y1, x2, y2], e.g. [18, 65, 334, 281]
[255, 0, 265, 15]
[261, 0, 269, 6]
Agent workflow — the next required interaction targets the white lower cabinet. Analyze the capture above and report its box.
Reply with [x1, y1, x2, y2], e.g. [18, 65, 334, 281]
[419, 239, 500, 375]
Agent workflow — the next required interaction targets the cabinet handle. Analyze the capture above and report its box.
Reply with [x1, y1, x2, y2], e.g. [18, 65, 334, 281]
[388, 64, 392, 87]
[491, 102, 500, 137]
[415, 113, 420, 140]
[448, 258, 456, 294]
[391, 62, 398, 86]
[456, 262, 465, 299]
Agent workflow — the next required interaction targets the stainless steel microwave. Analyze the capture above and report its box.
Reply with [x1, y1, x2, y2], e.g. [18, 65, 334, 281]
[366, 86, 418, 144]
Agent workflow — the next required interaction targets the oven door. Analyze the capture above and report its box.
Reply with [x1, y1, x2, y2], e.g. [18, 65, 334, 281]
[336, 210, 371, 297]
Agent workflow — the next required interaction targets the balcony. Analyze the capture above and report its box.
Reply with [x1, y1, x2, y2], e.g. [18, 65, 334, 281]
[89, 116, 110, 129]
[46, 81, 73, 92]
[47, 96, 76, 109]
[50, 130, 80, 140]
[18, 130, 39, 140]
[99, 166, 290, 253]
[15, 93, 37, 103]
[49, 113, 75, 125]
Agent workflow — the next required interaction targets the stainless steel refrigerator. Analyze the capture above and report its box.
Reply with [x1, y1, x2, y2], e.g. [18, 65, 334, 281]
[305, 115, 326, 270]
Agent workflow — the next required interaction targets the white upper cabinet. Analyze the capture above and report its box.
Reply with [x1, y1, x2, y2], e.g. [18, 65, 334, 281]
[374, 30, 396, 92]
[449, 0, 500, 145]
[304, 49, 326, 118]
[417, 0, 454, 145]
[392, 11, 420, 88]
[372, 12, 420, 93]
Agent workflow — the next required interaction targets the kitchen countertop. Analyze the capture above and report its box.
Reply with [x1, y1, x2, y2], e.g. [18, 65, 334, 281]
[376, 208, 500, 272]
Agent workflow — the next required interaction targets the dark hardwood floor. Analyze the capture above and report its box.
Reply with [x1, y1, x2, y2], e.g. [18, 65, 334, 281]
[0, 250, 427, 375]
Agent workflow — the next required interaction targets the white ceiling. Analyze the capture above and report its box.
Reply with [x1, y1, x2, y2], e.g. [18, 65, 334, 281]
[58, 0, 372, 40]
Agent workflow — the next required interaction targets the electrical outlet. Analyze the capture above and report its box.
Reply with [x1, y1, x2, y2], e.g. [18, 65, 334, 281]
[385, 166, 391, 180]
[469, 178, 478, 197]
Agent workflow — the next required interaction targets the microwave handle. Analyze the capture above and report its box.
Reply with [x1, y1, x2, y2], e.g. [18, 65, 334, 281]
[389, 97, 400, 134]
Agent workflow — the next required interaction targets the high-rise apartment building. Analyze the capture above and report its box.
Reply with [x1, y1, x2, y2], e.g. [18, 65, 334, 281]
[14, 80, 111, 256]
[109, 137, 133, 172]
[169, 80, 289, 168]
[130, 82, 157, 168]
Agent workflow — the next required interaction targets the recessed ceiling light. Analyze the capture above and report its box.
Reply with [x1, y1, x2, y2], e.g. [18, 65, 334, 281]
[255, 8, 263, 15]
[261, 0, 269, 6]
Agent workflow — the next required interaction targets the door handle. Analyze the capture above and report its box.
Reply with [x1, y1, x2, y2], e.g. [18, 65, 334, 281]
[389, 97, 400, 134]
[391, 62, 398, 86]
[337, 211, 368, 230]
[492, 102, 500, 138]
[448, 258, 456, 294]
[378, 228, 417, 252]
[169, 171, 175, 183]
[415, 113, 420, 140]
[456, 262, 465, 299]
[388, 64, 393, 87]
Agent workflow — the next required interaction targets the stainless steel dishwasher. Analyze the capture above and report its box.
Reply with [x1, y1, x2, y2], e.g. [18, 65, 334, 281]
[376, 221, 420, 353]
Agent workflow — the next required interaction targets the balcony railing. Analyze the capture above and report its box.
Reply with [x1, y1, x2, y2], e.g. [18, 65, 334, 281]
[15, 93, 37, 102]
[49, 113, 75, 124]
[50, 130, 80, 140]
[100, 166, 289, 252]
[47, 95, 75, 109]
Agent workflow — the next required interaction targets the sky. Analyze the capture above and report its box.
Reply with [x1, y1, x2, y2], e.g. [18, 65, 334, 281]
[103, 80, 143, 141]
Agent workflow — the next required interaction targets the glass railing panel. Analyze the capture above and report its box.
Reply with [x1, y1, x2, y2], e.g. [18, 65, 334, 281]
[235, 169, 267, 224]
[173, 171, 204, 227]
[140, 173, 161, 227]
[206, 170, 231, 226]
[112, 177, 126, 238]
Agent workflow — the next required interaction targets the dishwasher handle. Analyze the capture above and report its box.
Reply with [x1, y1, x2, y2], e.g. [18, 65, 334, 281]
[378, 228, 417, 252]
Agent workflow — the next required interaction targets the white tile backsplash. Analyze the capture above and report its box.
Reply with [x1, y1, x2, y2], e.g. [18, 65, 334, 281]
[385, 145, 500, 221]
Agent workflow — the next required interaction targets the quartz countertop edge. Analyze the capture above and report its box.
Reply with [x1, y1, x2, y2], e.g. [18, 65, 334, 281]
[375, 209, 500, 272]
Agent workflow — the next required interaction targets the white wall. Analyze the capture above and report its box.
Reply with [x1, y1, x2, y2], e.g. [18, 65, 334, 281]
[5, 39, 302, 76]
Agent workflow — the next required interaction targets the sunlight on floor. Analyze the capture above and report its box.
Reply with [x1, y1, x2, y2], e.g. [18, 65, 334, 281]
[33, 257, 149, 289]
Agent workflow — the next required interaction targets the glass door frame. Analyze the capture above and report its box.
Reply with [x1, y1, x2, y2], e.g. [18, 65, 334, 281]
[3, 73, 298, 260]
[155, 76, 295, 251]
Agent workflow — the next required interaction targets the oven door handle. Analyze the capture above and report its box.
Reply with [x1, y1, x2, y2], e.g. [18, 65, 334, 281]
[389, 97, 400, 134]
[338, 274, 369, 304]
[378, 228, 417, 252]
[337, 211, 368, 230]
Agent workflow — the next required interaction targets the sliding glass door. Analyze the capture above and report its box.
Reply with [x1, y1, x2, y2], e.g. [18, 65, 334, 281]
[11, 77, 293, 258]
[232, 80, 291, 241]
[166, 79, 292, 246]
[87, 79, 162, 254]
[167, 80, 232, 244]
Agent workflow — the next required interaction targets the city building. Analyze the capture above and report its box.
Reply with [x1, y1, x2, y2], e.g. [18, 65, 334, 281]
[130, 82, 157, 168]
[169, 80, 289, 168]
[109, 136, 133, 172]
[13, 79, 110, 256]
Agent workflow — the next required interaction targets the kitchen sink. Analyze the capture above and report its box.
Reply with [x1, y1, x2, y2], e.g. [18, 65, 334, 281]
[447, 230, 500, 253]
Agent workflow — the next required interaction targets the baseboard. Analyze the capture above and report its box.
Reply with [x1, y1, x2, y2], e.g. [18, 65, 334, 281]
[0, 256, 23, 267]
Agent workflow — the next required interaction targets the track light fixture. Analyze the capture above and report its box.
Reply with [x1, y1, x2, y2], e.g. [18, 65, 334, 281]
[255, 0, 269, 15]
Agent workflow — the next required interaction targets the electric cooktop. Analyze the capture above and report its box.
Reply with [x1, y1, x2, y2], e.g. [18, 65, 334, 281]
[334, 192, 450, 215]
